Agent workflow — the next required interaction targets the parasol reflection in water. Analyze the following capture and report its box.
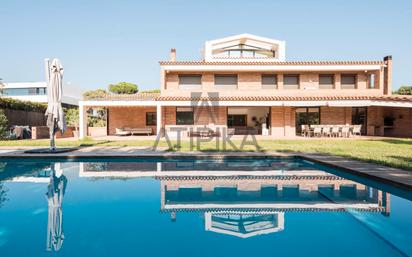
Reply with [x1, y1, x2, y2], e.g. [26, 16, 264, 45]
[46, 163, 67, 252]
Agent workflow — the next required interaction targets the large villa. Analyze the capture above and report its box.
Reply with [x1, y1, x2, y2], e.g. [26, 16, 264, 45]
[79, 34, 412, 139]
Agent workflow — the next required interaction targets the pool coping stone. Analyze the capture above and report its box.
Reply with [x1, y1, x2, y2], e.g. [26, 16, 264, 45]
[0, 146, 411, 191]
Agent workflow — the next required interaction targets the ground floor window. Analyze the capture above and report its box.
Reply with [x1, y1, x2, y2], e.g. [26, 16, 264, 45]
[176, 107, 194, 125]
[295, 107, 320, 134]
[352, 107, 367, 134]
[146, 112, 157, 126]
[227, 114, 247, 127]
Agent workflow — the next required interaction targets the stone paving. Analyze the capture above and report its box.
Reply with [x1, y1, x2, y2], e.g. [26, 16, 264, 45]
[0, 146, 411, 190]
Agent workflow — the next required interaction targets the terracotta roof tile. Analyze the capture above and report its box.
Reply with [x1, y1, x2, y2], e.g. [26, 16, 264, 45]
[159, 60, 385, 66]
[155, 95, 412, 102]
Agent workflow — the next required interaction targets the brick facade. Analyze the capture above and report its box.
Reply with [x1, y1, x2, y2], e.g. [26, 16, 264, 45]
[367, 106, 412, 137]
[107, 106, 157, 135]
[320, 107, 352, 125]
[270, 106, 295, 137]
[105, 105, 411, 138]
[162, 106, 227, 126]
[162, 71, 385, 98]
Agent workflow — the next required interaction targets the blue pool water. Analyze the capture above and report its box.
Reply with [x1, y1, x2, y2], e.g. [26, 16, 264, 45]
[0, 157, 412, 257]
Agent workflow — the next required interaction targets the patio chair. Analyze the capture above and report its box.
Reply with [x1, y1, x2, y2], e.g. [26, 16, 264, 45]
[313, 126, 322, 137]
[115, 128, 131, 136]
[331, 126, 340, 137]
[353, 125, 362, 136]
[341, 126, 351, 138]
[301, 125, 309, 137]
[322, 125, 332, 137]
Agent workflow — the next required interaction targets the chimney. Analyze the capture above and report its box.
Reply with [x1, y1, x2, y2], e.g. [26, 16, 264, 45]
[170, 48, 176, 62]
[383, 55, 392, 95]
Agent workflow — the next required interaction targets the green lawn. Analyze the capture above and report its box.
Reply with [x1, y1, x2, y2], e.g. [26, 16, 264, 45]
[0, 137, 411, 171]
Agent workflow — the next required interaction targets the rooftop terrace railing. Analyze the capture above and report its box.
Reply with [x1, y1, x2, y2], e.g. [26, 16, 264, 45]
[83, 93, 160, 101]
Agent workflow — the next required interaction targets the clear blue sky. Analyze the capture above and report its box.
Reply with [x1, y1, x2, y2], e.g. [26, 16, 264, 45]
[1, 0, 411, 92]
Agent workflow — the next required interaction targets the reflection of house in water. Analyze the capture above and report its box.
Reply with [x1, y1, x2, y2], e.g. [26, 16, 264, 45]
[160, 174, 391, 238]
[205, 212, 284, 238]
[79, 160, 391, 238]
[79, 158, 315, 178]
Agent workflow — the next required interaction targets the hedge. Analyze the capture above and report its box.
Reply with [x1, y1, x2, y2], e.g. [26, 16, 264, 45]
[0, 97, 47, 112]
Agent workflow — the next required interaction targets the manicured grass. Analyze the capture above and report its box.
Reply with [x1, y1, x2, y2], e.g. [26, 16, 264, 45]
[0, 137, 411, 171]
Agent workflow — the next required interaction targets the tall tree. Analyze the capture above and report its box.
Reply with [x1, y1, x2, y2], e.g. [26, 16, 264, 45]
[394, 86, 412, 95]
[108, 82, 138, 94]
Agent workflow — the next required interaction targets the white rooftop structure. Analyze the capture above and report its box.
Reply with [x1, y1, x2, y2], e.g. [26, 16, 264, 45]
[203, 33, 286, 62]
[0, 81, 80, 106]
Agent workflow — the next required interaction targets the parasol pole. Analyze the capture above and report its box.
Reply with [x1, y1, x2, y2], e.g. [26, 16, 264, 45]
[44, 58, 55, 151]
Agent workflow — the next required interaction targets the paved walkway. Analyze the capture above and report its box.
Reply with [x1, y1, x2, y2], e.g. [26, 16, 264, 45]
[0, 146, 411, 190]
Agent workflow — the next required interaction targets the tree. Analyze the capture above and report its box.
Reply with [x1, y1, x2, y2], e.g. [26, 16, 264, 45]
[65, 108, 79, 131]
[83, 89, 107, 100]
[108, 82, 138, 94]
[0, 109, 8, 139]
[394, 86, 412, 95]
[87, 108, 106, 127]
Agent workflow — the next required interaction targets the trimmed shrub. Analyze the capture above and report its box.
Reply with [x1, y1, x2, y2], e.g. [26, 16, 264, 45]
[0, 98, 47, 112]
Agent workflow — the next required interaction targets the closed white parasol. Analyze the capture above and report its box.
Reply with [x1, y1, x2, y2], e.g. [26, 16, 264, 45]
[45, 58, 66, 150]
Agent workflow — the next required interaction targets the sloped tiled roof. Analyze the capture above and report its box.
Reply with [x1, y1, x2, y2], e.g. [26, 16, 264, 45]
[159, 60, 385, 66]
[84, 93, 412, 103]
[155, 95, 412, 102]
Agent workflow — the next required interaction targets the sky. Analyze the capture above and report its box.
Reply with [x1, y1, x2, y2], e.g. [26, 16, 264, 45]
[1, 0, 411, 95]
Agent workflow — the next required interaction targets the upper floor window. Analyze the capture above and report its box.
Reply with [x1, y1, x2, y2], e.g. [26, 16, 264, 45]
[319, 74, 334, 89]
[176, 107, 194, 125]
[214, 74, 237, 89]
[341, 74, 357, 89]
[213, 44, 276, 58]
[368, 74, 376, 89]
[146, 112, 156, 126]
[283, 74, 299, 89]
[261, 75, 277, 89]
[178, 75, 202, 90]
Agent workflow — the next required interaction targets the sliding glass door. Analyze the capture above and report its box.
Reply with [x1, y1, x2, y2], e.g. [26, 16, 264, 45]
[352, 107, 367, 134]
[295, 107, 320, 135]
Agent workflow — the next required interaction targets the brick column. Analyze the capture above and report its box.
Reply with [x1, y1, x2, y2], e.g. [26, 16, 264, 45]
[335, 73, 341, 89]
[277, 74, 284, 90]
[79, 102, 88, 139]
[383, 56, 392, 95]
[156, 104, 162, 136]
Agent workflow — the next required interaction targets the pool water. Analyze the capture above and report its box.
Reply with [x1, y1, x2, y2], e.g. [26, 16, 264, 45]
[0, 157, 412, 257]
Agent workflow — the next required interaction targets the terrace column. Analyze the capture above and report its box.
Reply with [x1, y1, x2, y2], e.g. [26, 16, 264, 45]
[79, 102, 88, 139]
[156, 104, 162, 136]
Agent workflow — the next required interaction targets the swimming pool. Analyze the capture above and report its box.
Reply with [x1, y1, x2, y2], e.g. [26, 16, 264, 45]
[0, 157, 411, 257]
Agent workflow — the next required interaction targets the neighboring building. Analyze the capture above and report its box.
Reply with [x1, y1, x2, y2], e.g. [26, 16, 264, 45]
[1, 82, 79, 107]
[79, 33, 412, 138]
